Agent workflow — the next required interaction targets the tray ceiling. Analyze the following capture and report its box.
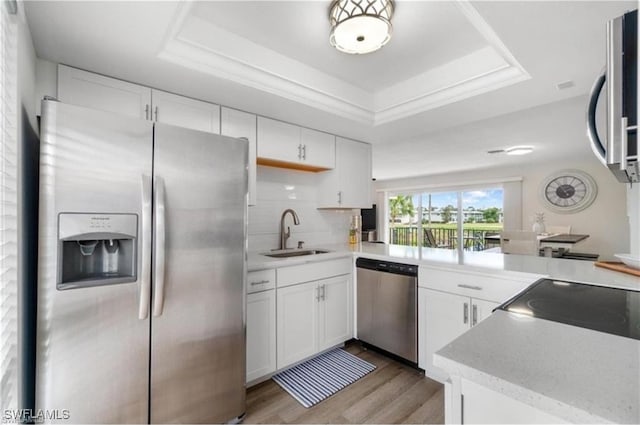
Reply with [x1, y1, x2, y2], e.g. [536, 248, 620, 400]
[159, 0, 530, 125]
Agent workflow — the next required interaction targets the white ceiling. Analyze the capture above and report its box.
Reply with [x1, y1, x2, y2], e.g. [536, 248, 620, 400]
[373, 95, 598, 180]
[24, 0, 636, 180]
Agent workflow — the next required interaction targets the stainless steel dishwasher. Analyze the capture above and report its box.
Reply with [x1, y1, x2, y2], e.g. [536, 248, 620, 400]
[356, 258, 418, 364]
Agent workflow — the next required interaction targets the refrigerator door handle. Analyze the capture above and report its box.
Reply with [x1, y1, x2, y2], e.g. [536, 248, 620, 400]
[153, 177, 167, 317]
[139, 174, 152, 319]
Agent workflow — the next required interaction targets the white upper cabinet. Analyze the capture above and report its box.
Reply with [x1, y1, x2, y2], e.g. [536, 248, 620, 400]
[221, 107, 257, 206]
[317, 137, 372, 209]
[257, 117, 335, 170]
[300, 128, 335, 169]
[151, 90, 220, 134]
[58, 65, 151, 120]
[57, 66, 222, 135]
[257, 117, 300, 165]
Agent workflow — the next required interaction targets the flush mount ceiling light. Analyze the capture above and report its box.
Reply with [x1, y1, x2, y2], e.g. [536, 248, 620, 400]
[506, 146, 534, 156]
[329, 0, 395, 55]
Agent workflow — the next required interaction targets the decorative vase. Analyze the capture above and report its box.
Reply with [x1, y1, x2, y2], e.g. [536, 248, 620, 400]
[532, 212, 545, 234]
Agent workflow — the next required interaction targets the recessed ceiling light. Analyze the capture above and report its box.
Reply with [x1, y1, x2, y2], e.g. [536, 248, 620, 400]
[505, 146, 534, 156]
[556, 80, 575, 90]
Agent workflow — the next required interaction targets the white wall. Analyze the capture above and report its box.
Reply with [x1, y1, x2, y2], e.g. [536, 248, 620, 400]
[34, 58, 57, 114]
[249, 166, 357, 252]
[374, 157, 629, 260]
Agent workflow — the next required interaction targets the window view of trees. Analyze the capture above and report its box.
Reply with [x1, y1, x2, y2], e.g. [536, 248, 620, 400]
[388, 188, 504, 250]
[389, 195, 415, 225]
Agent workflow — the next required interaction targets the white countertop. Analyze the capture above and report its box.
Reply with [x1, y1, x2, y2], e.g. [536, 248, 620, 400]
[434, 310, 640, 423]
[249, 242, 640, 290]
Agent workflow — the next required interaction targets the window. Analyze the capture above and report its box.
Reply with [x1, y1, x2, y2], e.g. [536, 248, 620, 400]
[387, 187, 504, 251]
[1, 3, 19, 413]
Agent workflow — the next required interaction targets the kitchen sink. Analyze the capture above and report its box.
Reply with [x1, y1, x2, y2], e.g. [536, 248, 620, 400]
[262, 249, 331, 258]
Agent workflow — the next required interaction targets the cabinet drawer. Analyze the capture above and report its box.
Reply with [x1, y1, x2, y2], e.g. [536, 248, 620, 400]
[247, 269, 276, 294]
[419, 266, 540, 303]
[277, 257, 352, 288]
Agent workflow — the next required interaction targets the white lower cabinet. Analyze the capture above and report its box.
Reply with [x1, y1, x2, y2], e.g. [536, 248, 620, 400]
[318, 275, 353, 351]
[456, 378, 566, 424]
[419, 288, 499, 382]
[247, 259, 354, 384]
[246, 290, 276, 383]
[277, 274, 352, 370]
[420, 289, 470, 380]
[276, 281, 319, 369]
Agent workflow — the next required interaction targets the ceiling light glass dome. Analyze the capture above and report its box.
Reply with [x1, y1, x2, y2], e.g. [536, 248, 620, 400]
[329, 0, 395, 55]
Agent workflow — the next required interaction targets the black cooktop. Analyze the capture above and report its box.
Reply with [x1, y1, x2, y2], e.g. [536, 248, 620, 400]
[497, 278, 640, 340]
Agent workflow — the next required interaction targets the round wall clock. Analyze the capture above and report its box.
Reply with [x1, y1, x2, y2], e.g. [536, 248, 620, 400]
[540, 170, 597, 214]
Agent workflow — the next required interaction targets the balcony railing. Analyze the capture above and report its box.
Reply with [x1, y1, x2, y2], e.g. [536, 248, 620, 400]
[389, 226, 500, 251]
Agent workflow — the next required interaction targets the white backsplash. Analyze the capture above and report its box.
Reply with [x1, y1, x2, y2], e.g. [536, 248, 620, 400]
[248, 166, 358, 252]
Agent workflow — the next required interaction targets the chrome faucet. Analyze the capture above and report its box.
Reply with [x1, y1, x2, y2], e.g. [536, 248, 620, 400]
[279, 209, 300, 250]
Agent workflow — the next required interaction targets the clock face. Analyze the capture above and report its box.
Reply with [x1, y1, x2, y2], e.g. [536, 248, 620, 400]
[540, 170, 597, 213]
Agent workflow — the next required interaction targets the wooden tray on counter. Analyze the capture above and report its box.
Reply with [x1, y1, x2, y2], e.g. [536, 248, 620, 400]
[594, 261, 640, 277]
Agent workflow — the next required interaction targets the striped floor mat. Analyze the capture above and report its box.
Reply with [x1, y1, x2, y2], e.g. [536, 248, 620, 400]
[272, 348, 376, 408]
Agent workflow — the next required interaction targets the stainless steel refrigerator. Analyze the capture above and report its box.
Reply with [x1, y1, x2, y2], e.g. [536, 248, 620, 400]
[36, 100, 248, 423]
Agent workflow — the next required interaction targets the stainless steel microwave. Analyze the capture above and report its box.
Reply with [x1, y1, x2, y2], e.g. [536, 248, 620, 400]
[587, 9, 637, 183]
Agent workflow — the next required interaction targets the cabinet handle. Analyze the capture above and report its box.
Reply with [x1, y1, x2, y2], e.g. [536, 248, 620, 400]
[321, 284, 326, 301]
[458, 284, 482, 291]
[298, 144, 302, 160]
[302, 144, 306, 160]
[621, 117, 628, 172]
[250, 279, 270, 286]
[316, 286, 321, 302]
[337, 191, 342, 205]
[463, 302, 469, 324]
[145, 104, 150, 121]
[472, 304, 478, 326]
[154, 106, 159, 122]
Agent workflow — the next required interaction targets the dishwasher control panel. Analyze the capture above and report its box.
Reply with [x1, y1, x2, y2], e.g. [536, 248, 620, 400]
[356, 257, 418, 276]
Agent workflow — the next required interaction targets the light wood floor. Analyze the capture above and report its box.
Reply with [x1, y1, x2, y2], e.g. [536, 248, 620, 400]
[244, 343, 444, 424]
